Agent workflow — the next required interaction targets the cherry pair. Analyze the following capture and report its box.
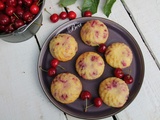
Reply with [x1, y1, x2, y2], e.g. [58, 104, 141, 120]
[80, 90, 102, 112]
[114, 68, 133, 84]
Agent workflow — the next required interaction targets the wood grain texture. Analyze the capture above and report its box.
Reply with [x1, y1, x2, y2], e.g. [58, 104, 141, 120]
[123, 0, 160, 66]
[0, 38, 65, 120]
[66, 115, 113, 120]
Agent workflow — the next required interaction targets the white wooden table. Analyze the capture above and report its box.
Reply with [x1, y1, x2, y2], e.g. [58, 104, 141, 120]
[0, 0, 160, 120]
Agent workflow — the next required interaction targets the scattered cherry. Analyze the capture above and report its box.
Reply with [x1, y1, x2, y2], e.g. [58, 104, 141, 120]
[59, 11, 68, 20]
[98, 43, 107, 53]
[80, 90, 92, 100]
[50, 58, 59, 68]
[50, 13, 59, 23]
[114, 68, 124, 79]
[68, 11, 76, 20]
[123, 74, 133, 84]
[80, 90, 92, 112]
[47, 67, 56, 76]
[83, 10, 92, 17]
[93, 97, 102, 107]
[44, 8, 59, 23]
[30, 4, 39, 15]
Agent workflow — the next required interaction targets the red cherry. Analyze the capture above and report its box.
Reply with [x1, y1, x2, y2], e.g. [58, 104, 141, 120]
[50, 13, 59, 23]
[16, 7, 24, 18]
[50, 58, 59, 68]
[14, 19, 24, 29]
[4, 24, 15, 33]
[47, 67, 56, 76]
[114, 68, 124, 78]
[23, 11, 34, 23]
[123, 74, 133, 84]
[98, 43, 107, 53]
[1, 0, 7, 3]
[80, 91, 91, 100]
[5, 6, 16, 16]
[0, 1, 5, 11]
[0, 14, 10, 25]
[6, 0, 17, 7]
[68, 11, 76, 20]
[10, 15, 16, 23]
[17, 0, 23, 6]
[93, 97, 102, 107]
[30, 4, 39, 15]
[0, 25, 5, 32]
[32, 1, 39, 5]
[83, 10, 92, 17]
[59, 11, 68, 20]
[23, 0, 33, 6]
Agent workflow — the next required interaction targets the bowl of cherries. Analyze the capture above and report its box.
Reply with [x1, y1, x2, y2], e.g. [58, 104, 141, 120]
[0, 0, 45, 42]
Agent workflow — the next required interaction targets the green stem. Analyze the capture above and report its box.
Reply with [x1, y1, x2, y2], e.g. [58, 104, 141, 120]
[39, 66, 48, 72]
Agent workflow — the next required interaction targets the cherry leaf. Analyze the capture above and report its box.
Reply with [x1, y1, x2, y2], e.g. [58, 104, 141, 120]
[58, 0, 77, 7]
[81, 0, 100, 14]
[103, 0, 116, 17]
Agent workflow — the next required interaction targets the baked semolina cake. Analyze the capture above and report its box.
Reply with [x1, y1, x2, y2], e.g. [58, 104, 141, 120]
[105, 42, 133, 68]
[80, 20, 109, 46]
[76, 52, 105, 80]
[99, 77, 129, 107]
[51, 73, 82, 104]
[49, 33, 78, 62]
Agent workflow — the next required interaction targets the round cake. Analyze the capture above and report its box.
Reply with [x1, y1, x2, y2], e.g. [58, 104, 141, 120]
[80, 20, 109, 46]
[49, 33, 78, 62]
[76, 52, 105, 80]
[51, 73, 82, 104]
[99, 77, 129, 108]
[105, 42, 133, 68]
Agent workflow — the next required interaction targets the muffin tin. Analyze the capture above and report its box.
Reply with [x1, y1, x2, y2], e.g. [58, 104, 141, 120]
[38, 17, 144, 119]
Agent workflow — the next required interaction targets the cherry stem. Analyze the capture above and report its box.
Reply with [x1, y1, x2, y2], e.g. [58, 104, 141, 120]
[77, 6, 81, 11]
[128, 69, 132, 75]
[39, 66, 48, 72]
[84, 99, 88, 112]
[13, 13, 19, 19]
[84, 99, 93, 112]
[58, 65, 65, 70]
[44, 8, 52, 15]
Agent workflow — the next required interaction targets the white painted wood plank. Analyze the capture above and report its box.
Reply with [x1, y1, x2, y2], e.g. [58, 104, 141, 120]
[0, 38, 65, 120]
[66, 114, 113, 120]
[123, 0, 160, 64]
